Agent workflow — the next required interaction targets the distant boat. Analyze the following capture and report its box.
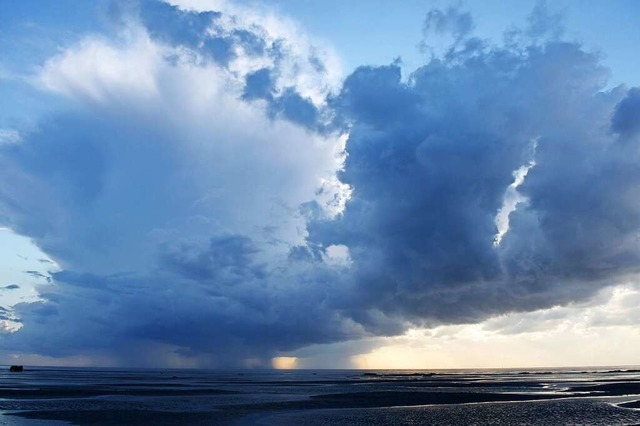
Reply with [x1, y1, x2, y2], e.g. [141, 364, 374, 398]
[9, 365, 24, 372]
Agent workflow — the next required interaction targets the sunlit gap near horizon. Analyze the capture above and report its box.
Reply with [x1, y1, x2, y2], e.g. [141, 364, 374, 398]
[0, 0, 640, 373]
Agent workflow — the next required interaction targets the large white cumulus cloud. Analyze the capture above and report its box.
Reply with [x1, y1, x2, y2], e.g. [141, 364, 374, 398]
[0, 0, 354, 366]
[4, 1, 347, 274]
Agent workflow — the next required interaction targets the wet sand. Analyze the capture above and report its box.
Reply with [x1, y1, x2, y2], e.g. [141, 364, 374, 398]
[620, 400, 640, 409]
[3, 367, 640, 425]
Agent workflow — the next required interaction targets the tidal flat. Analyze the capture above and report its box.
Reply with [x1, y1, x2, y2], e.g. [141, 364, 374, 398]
[2, 367, 640, 425]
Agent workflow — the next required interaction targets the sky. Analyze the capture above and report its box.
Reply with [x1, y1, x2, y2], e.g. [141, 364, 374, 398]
[1, 0, 640, 369]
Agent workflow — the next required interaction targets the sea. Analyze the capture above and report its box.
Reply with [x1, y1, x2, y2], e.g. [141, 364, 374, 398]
[1, 366, 640, 425]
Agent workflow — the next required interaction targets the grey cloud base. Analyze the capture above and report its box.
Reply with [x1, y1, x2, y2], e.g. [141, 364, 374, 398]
[1, 1, 640, 366]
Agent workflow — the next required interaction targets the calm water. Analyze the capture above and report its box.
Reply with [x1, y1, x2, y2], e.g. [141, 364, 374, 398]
[1, 366, 640, 425]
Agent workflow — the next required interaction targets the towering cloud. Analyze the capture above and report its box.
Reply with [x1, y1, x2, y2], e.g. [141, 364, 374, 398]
[0, 0, 353, 366]
[1, 1, 639, 366]
[309, 11, 640, 331]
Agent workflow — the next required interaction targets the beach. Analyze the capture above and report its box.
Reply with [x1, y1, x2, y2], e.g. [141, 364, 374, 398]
[2, 367, 640, 425]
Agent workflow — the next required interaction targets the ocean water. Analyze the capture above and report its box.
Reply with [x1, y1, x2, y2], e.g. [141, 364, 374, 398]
[1, 366, 640, 425]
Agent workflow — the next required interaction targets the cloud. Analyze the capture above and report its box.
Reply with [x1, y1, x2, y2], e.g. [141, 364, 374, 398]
[309, 10, 640, 332]
[525, 0, 565, 40]
[1, 2, 640, 366]
[479, 283, 640, 335]
[2, 284, 20, 290]
[7, 259, 359, 365]
[348, 282, 640, 369]
[612, 87, 640, 139]
[1, 0, 353, 366]
[7, 4, 346, 273]
[423, 7, 474, 42]
[419, 6, 482, 61]
[0, 129, 21, 145]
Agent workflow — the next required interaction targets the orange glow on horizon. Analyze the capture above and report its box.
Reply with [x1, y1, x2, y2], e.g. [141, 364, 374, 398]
[272, 356, 298, 369]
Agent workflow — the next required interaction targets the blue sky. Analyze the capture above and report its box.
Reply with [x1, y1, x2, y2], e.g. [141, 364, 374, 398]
[2, 1, 639, 79]
[1, 0, 640, 368]
[264, 0, 640, 86]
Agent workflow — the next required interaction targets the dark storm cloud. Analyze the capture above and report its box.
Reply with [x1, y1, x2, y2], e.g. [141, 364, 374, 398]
[7, 239, 358, 366]
[163, 235, 264, 282]
[2, 2, 640, 365]
[309, 10, 640, 330]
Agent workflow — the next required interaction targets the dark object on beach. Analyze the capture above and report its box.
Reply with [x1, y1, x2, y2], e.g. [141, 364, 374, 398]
[9, 365, 24, 372]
